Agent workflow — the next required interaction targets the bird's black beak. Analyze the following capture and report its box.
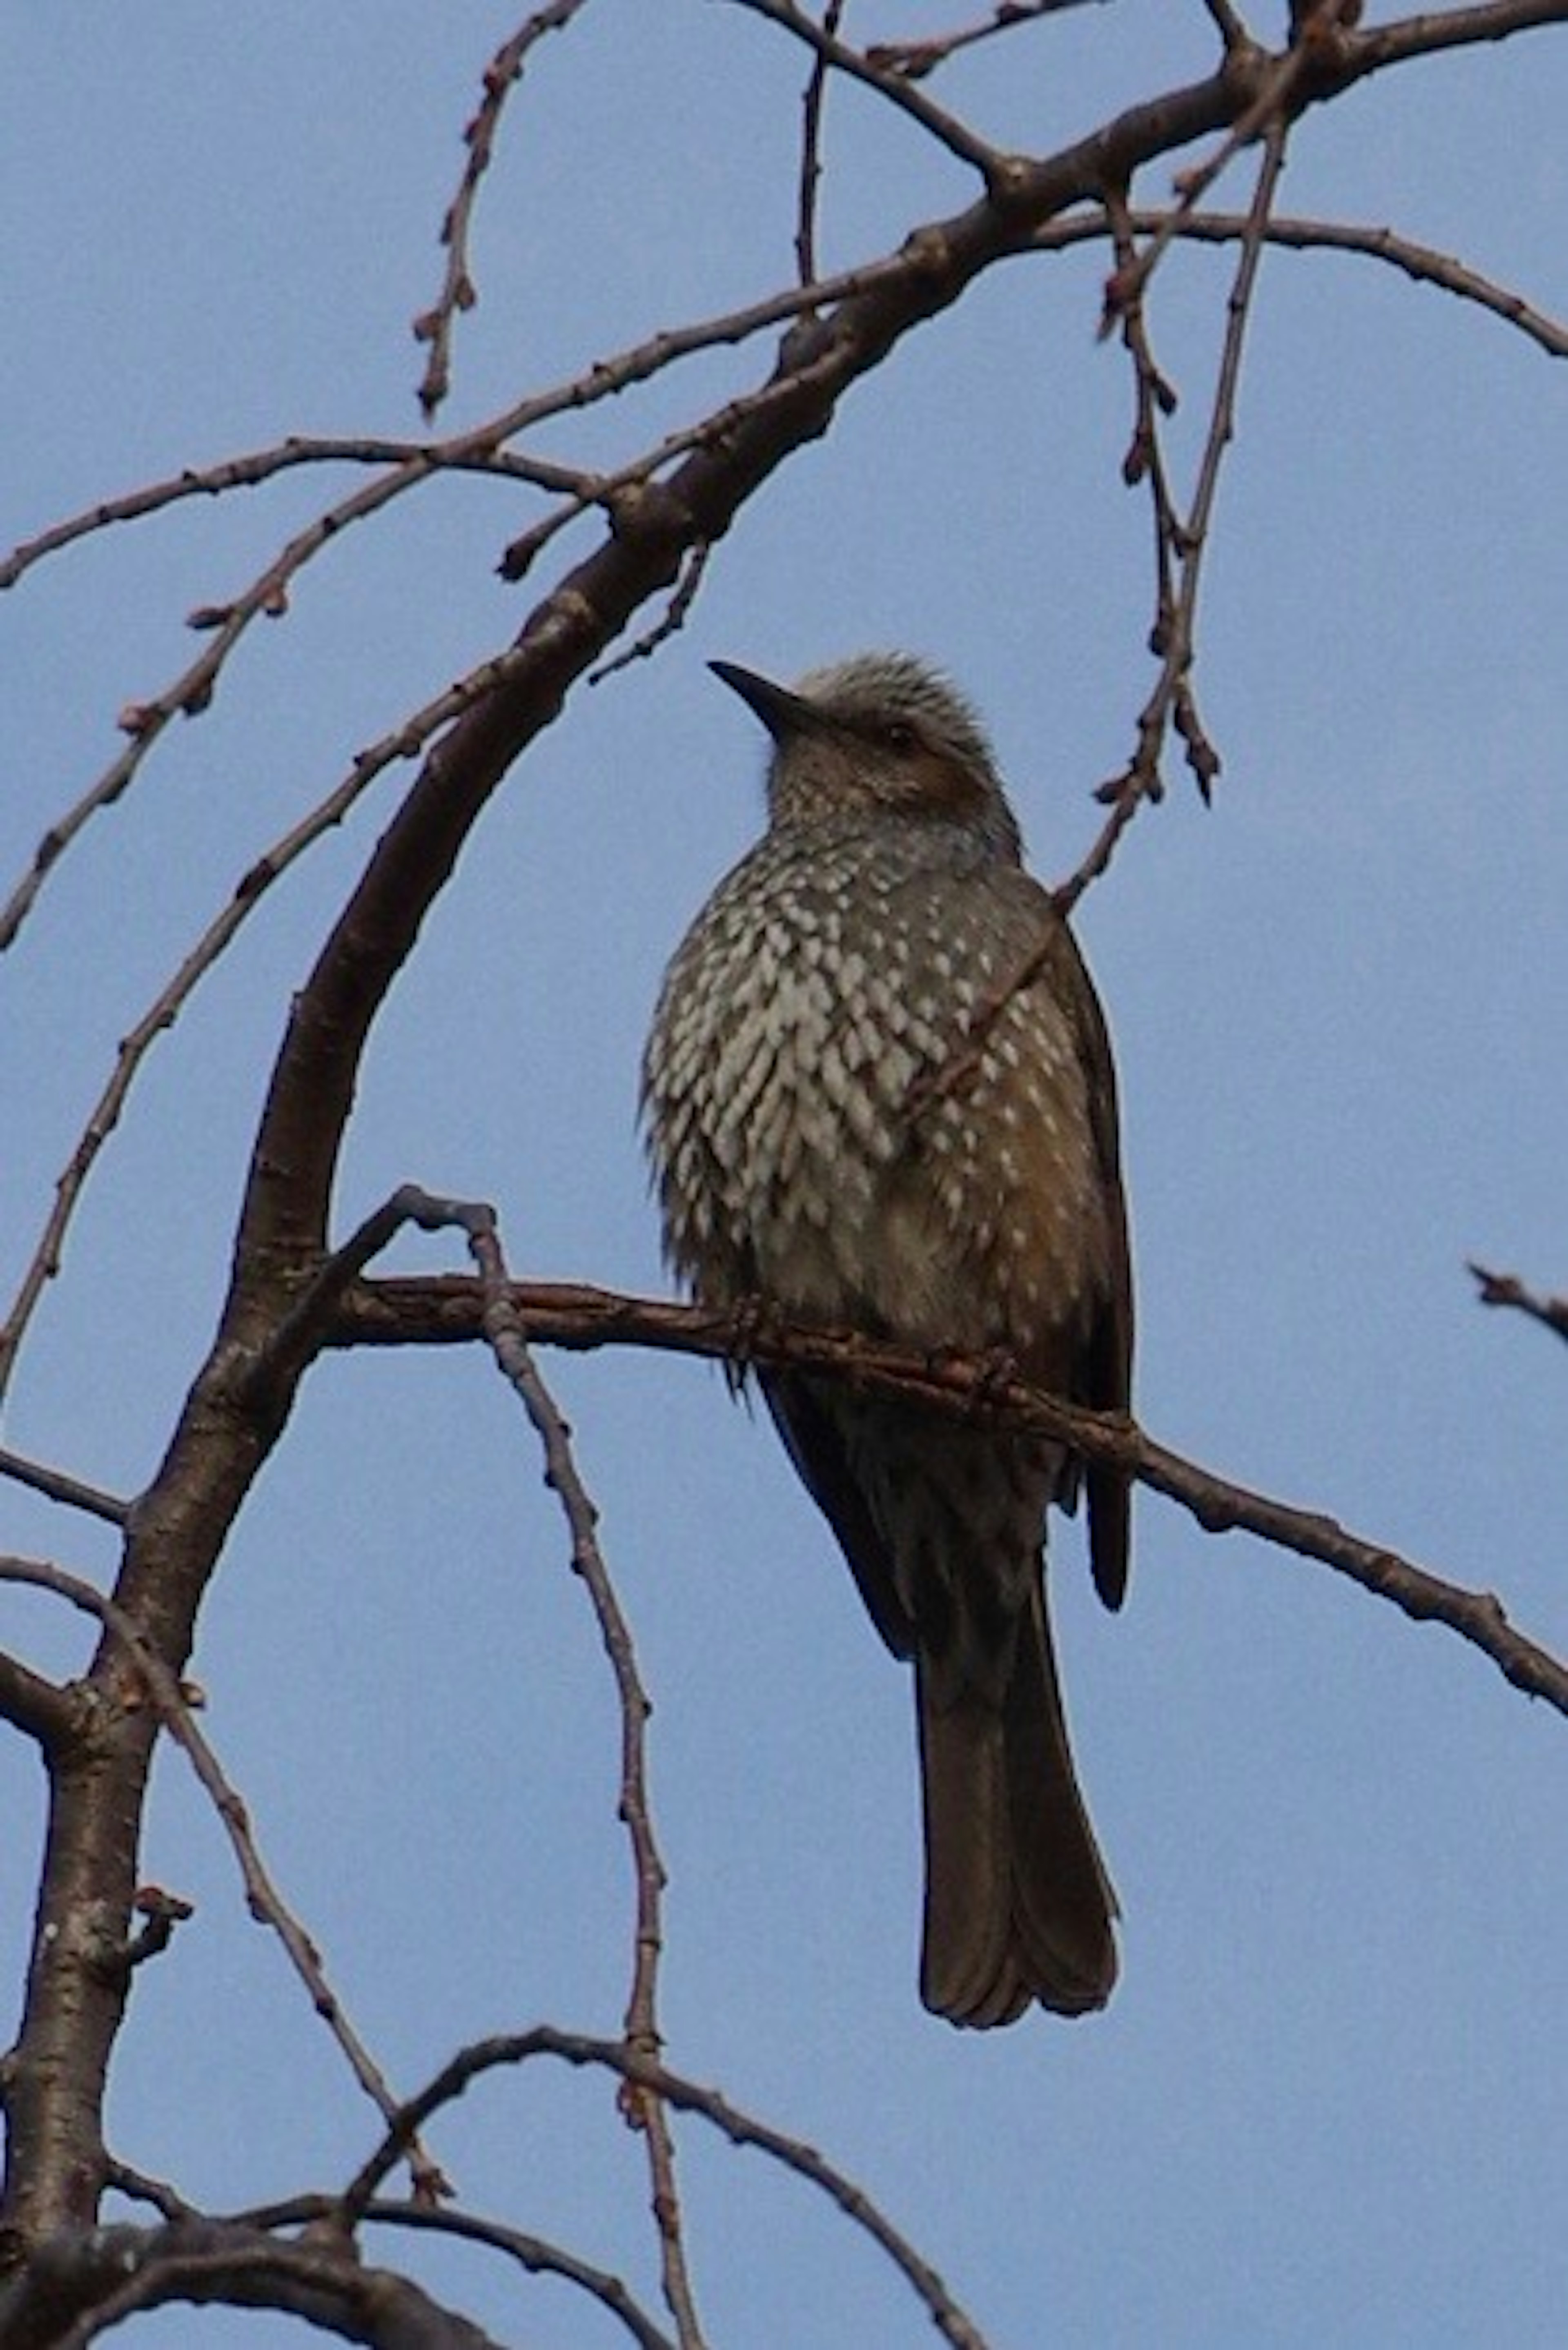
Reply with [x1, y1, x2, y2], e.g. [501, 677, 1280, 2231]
[709, 659, 825, 743]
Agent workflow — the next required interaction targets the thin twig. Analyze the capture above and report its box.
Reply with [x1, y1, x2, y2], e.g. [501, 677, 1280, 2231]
[795, 0, 846, 287]
[102, 2158, 199, 2223]
[0, 461, 472, 961]
[1351, 0, 1567, 74]
[1037, 203, 1568, 360]
[0, 644, 551, 1410]
[414, 0, 597, 418]
[1159, 111, 1288, 771]
[588, 543, 715, 682]
[342, 2027, 991, 2350]
[445, 1195, 706, 2350]
[1100, 3, 1354, 321]
[1052, 180, 1189, 910]
[1059, 118, 1289, 910]
[729, 0, 1002, 176]
[0, 437, 579, 602]
[0, 1445, 129, 1526]
[868, 0, 1113, 82]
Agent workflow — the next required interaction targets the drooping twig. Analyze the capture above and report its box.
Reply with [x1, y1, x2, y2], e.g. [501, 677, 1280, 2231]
[414, 0, 598, 419]
[1057, 116, 1288, 910]
[1037, 205, 1568, 362]
[343, 1192, 706, 2345]
[0, 436, 579, 603]
[1101, 1, 1361, 323]
[588, 541, 715, 683]
[343, 2027, 991, 2350]
[1051, 179, 1189, 908]
[794, 0, 846, 287]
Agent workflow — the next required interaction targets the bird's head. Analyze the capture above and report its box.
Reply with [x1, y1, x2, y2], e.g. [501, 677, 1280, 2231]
[711, 651, 1023, 861]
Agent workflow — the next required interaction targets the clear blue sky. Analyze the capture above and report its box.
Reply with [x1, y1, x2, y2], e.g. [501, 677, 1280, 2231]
[3, 5, 1566, 2343]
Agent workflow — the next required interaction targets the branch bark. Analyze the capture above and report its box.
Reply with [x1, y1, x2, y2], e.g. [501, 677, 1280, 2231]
[327, 1275, 1568, 1715]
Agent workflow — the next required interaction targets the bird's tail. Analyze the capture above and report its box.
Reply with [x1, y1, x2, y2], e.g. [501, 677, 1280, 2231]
[916, 1582, 1117, 2026]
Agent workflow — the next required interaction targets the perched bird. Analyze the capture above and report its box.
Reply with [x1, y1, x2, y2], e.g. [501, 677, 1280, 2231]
[641, 653, 1133, 2026]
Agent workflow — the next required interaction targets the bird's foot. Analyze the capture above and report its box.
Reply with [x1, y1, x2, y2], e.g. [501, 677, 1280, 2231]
[966, 1343, 1024, 1420]
[922, 1342, 1022, 1420]
[722, 1291, 786, 1396]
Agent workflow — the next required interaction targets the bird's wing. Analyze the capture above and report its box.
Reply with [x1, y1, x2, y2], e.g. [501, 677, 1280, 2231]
[759, 1370, 915, 1659]
[1057, 922, 1134, 1612]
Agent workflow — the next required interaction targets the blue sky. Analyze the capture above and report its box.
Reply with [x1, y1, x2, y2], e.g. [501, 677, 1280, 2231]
[3, 6, 1566, 2344]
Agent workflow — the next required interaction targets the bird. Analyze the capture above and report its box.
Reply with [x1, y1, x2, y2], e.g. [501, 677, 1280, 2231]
[641, 651, 1133, 2026]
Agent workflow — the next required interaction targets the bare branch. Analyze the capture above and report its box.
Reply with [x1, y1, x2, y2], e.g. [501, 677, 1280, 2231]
[0, 435, 577, 601]
[868, 0, 1117, 82]
[728, 0, 1005, 176]
[1059, 121, 1287, 904]
[0, 1552, 450, 2204]
[387, 1192, 704, 2345]
[0, 641, 562, 1409]
[2, 2221, 505, 2350]
[243, 2195, 678, 2350]
[794, 0, 845, 287]
[1038, 205, 1568, 360]
[588, 541, 715, 683]
[0, 1447, 128, 1527]
[1102, 4, 1365, 322]
[1159, 112, 1287, 770]
[1470, 1261, 1568, 1347]
[0, 462, 459, 962]
[343, 2027, 991, 2350]
[1356, 0, 1568, 72]
[100, 2158, 198, 2224]
[0, 1584, 74, 1748]
[1199, 0, 1255, 48]
[414, 0, 598, 418]
[326, 1278, 1568, 1716]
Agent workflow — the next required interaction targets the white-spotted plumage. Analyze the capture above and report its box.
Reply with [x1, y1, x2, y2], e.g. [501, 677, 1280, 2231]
[642, 653, 1134, 2026]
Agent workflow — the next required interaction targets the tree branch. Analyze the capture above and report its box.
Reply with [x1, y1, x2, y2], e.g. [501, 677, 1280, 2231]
[342, 2028, 989, 2350]
[1470, 1261, 1568, 1347]
[326, 1276, 1568, 1715]
[0, 2221, 504, 2350]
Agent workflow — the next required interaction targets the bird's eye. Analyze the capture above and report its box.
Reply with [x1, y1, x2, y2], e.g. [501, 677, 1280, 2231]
[882, 720, 918, 753]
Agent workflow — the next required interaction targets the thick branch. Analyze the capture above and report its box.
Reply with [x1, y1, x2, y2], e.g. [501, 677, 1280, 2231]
[0, 1634, 72, 1749]
[0, 2220, 503, 2350]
